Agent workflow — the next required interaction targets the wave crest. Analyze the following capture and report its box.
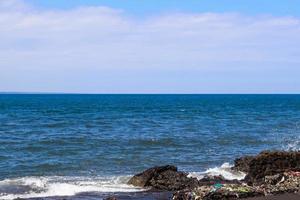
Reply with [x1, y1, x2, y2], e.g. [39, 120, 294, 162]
[0, 176, 144, 200]
[188, 163, 246, 181]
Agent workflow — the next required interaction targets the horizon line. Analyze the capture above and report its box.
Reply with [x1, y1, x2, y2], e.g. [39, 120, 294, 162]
[1, 92, 300, 95]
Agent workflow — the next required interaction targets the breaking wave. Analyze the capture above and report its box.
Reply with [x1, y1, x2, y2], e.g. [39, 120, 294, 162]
[284, 137, 300, 151]
[0, 164, 252, 199]
[188, 163, 246, 181]
[0, 176, 144, 200]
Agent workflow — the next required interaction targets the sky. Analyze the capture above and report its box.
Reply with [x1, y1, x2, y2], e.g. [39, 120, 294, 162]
[0, 0, 300, 93]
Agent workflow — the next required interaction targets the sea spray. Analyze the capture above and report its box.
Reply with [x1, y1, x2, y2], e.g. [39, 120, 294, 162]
[0, 176, 144, 200]
[188, 163, 246, 181]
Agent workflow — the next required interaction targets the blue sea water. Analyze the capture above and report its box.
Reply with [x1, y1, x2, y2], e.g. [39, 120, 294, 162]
[0, 94, 300, 199]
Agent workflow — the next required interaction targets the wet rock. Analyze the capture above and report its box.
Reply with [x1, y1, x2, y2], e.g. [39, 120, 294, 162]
[245, 151, 300, 185]
[232, 156, 254, 173]
[130, 151, 300, 199]
[173, 189, 196, 200]
[128, 165, 177, 187]
[173, 186, 212, 200]
[105, 197, 118, 200]
[203, 187, 263, 200]
[198, 175, 241, 186]
[264, 173, 285, 185]
[173, 184, 263, 200]
[128, 165, 199, 191]
[207, 184, 264, 199]
[259, 171, 300, 195]
[148, 169, 200, 191]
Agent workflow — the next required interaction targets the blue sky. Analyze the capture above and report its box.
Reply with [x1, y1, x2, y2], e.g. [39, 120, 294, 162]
[28, 0, 300, 16]
[0, 0, 299, 93]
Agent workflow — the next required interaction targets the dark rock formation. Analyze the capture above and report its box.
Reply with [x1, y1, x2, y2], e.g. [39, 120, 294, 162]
[244, 151, 300, 185]
[259, 171, 300, 195]
[129, 151, 300, 199]
[105, 197, 118, 200]
[173, 184, 264, 200]
[128, 165, 177, 187]
[264, 173, 285, 185]
[173, 189, 195, 200]
[232, 155, 255, 173]
[198, 175, 241, 186]
[127, 165, 199, 191]
[202, 189, 264, 200]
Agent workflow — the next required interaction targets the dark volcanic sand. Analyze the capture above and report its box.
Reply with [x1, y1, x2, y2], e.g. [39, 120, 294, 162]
[20, 192, 300, 200]
[22, 191, 172, 200]
[245, 193, 300, 200]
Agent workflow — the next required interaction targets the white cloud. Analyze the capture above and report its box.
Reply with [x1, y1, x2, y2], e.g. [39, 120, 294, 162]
[0, 0, 30, 12]
[0, 0, 299, 93]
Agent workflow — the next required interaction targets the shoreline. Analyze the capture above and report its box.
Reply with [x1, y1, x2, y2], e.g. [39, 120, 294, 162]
[245, 193, 300, 200]
[5, 150, 300, 200]
[19, 191, 300, 200]
[125, 150, 300, 200]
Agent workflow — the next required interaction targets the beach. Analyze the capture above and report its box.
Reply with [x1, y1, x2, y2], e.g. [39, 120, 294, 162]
[16, 189, 300, 200]
[247, 193, 300, 200]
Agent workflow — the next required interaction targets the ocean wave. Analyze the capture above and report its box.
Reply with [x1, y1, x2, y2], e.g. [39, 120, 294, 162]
[284, 137, 300, 151]
[0, 176, 145, 200]
[188, 163, 246, 181]
[0, 164, 248, 199]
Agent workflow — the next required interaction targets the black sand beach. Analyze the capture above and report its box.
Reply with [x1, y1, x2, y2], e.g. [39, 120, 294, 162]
[246, 193, 300, 200]
[20, 192, 300, 200]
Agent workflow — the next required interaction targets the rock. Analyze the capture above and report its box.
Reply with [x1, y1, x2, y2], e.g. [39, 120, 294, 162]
[173, 186, 212, 200]
[105, 197, 118, 200]
[264, 173, 285, 185]
[245, 151, 300, 185]
[149, 168, 200, 191]
[198, 175, 241, 186]
[173, 184, 264, 200]
[172, 189, 196, 200]
[129, 151, 300, 199]
[259, 171, 300, 195]
[202, 186, 263, 200]
[232, 155, 254, 173]
[128, 165, 177, 187]
[128, 165, 199, 191]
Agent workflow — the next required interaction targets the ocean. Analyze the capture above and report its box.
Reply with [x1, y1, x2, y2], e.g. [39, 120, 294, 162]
[0, 94, 299, 199]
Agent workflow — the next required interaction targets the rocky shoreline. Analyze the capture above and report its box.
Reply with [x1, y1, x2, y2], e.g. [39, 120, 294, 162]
[15, 151, 300, 200]
[109, 151, 300, 200]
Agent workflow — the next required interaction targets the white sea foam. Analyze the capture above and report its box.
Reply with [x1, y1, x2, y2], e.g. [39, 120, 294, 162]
[0, 176, 145, 200]
[0, 164, 247, 200]
[188, 163, 246, 181]
[285, 138, 300, 151]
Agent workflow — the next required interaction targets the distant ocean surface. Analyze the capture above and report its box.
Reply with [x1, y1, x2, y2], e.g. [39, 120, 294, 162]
[0, 94, 300, 199]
